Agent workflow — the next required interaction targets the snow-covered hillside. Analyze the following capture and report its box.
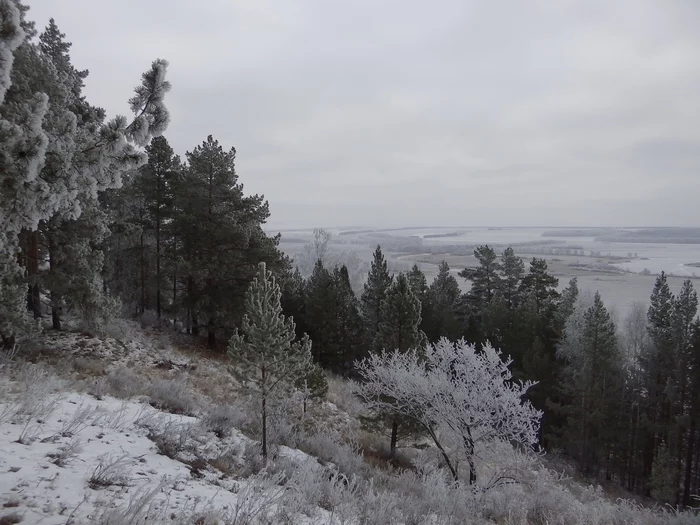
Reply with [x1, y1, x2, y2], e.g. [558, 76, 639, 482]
[0, 325, 697, 525]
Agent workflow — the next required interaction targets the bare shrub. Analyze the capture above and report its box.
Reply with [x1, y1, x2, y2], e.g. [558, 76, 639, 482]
[90, 401, 130, 431]
[90, 479, 167, 524]
[6, 364, 63, 444]
[61, 403, 100, 437]
[224, 469, 289, 525]
[299, 431, 365, 479]
[140, 310, 159, 328]
[88, 454, 132, 489]
[102, 366, 146, 399]
[145, 418, 196, 460]
[98, 318, 140, 342]
[71, 357, 107, 377]
[239, 441, 267, 477]
[326, 373, 364, 416]
[201, 403, 244, 438]
[148, 377, 196, 415]
[47, 438, 82, 467]
[0, 512, 22, 525]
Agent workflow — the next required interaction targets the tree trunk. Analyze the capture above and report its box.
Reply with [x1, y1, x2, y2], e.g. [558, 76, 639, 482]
[261, 364, 268, 460]
[389, 418, 398, 461]
[683, 420, 695, 506]
[172, 237, 177, 328]
[156, 173, 161, 321]
[426, 425, 458, 481]
[25, 230, 41, 318]
[207, 316, 216, 349]
[48, 233, 61, 330]
[140, 231, 145, 315]
[464, 427, 477, 485]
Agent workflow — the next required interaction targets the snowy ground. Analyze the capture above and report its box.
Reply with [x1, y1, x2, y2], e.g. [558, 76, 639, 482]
[1, 324, 697, 525]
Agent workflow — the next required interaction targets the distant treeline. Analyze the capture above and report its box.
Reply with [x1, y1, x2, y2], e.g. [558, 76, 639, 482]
[423, 231, 468, 239]
[543, 228, 700, 245]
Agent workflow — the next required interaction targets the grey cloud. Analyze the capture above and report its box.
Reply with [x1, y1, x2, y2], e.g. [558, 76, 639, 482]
[26, 0, 700, 229]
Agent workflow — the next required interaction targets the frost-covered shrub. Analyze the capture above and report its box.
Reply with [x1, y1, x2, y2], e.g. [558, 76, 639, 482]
[326, 373, 364, 416]
[99, 318, 140, 342]
[140, 310, 159, 328]
[201, 403, 244, 438]
[148, 377, 196, 415]
[103, 366, 146, 399]
[299, 431, 365, 479]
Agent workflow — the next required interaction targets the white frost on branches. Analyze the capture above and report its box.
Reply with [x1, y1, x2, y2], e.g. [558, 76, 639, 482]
[0, 0, 24, 104]
[355, 338, 542, 483]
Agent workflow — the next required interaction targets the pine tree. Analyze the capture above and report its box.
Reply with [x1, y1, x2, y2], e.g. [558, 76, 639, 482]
[558, 292, 622, 474]
[520, 258, 559, 314]
[182, 135, 286, 348]
[557, 277, 579, 329]
[641, 272, 675, 483]
[407, 264, 433, 339]
[133, 136, 179, 320]
[499, 247, 525, 309]
[305, 260, 334, 364]
[228, 262, 312, 459]
[426, 261, 461, 342]
[459, 245, 501, 311]
[360, 245, 393, 349]
[0, 3, 170, 343]
[373, 273, 428, 460]
[295, 363, 328, 414]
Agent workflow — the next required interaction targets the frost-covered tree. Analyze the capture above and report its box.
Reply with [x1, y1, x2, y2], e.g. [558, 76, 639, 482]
[228, 262, 312, 459]
[295, 363, 328, 414]
[356, 338, 542, 483]
[0, 2, 170, 344]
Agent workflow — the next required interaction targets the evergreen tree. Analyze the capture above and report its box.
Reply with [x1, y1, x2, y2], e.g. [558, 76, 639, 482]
[0, 3, 170, 344]
[228, 262, 312, 459]
[181, 135, 286, 348]
[305, 260, 334, 364]
[407, 264, 433, 339]
[557, 277, 580, 329]
[373, 273, 428, 459]
[641, 272, 675, 484]
[295, 363, 328, 414]
[360, 245, 392, 349]
[459, 245, 501, 311]
[499, 247, 525, 309]
[520, 258, 559, 314]
[133, 136, 179, 319]
[426, 261, 461, 342]
[280, 267, 309, 340]
[558, 292, 623, 475]
[330, 265, 363, 375]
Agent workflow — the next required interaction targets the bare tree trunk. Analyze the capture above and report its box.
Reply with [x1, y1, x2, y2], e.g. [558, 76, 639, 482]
[207, 316, 216, 349]
[25, 230, 41, 318]
[140, 231, 145, 315]
[261, 365, 268, 460]
[426, 425, 458, 481]
[389, 418, 398, 461]
[683, 420, 695, 506]
[48, 233, 60, 330]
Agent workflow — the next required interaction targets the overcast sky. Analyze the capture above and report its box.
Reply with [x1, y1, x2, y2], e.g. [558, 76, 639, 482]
[27, 0, 700, 229]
